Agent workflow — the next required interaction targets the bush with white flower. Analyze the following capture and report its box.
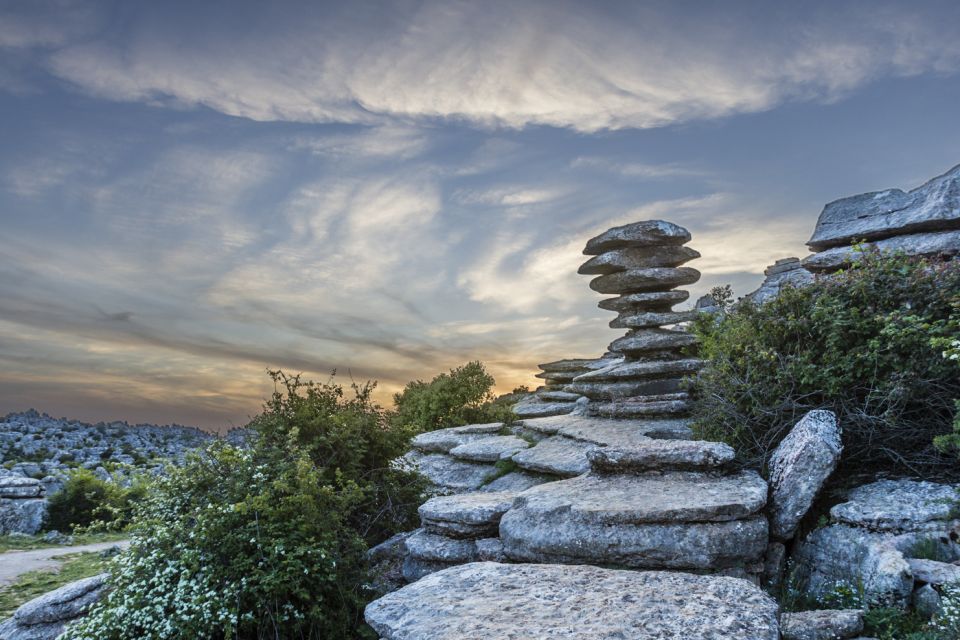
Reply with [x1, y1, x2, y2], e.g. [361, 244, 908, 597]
[63, 371, 424, 640]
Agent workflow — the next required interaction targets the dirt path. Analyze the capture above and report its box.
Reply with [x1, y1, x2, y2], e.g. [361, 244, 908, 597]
[0, 541, 129, 587]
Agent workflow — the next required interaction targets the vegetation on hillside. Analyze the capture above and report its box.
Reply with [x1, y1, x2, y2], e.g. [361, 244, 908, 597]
[63, 370, 424, 640]
[690, 251, 960, 480]
[45, 468, 149, 533]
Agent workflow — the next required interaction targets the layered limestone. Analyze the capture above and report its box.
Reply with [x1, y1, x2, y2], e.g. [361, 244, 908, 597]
[516, 355, 624, 418]
[366, 562, 781, 640]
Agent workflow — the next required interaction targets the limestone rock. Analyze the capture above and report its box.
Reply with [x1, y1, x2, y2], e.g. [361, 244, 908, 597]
[573, 358, 703, 382]
[565, 377, 686, 400]
[587, 440, 735, 473]
[803, 229, 960, 272]
[908, 558, 960, 586]
[510, 436, 596, 477]
[448, 435, 530, 462]
[780, 609, 864, 640]
[402, 452, 498, 492]
[744, 258, 815, 305]
[598, 290, 689, 312]
[401, 556, 455, 583]
[594, 394, 691, 418]
[578, 245, 701, 274]
[512, 397, 577, 418]
[830, 479, 960, 532]
[0, 574, 108, 640]
[768, 410, 842, 540]
[551, 416, 693, 446]
[589, 267, 700, 294]
[411, 424, 504, 453]
[0, 498, 46, 535]
[419, 492, 517, 539]
[609, 309, 698, 328]
[405, 530, 480, 564]
[609, 328, 698, 355]
[482, 471, 547, 492]
[807, 163, 960, 250]
[365, 562, 780, 640]
[584, 220, 693, 254]
[0, 477, 43, 499]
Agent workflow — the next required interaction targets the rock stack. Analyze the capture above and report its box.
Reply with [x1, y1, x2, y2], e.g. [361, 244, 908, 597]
[0, 472, 46, 535]
[743, 257, 814, 305]
[514, 354, 623, 418]
[567, 220, 703, 417]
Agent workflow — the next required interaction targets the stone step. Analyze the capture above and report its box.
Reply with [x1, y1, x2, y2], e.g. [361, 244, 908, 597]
[419, 491, 518, 538]
[908, 558, 960, 585]
[519, 414, 692, 442]
[510, 436, 595, 477]
[566, 378, 686, 400]
[483, 471, 549, 492]
[584, 220, 692, 254]
[573, 358, 703, 382]
[401, 451, 498, 492]
[608, 328, 698, 355]
[538, 356, 622, 373]
[593, 394, 691, 418]
[500, 471, 769, 570]
[610, 309, 699, 329]
[365, 563, 780, 640]
[535, 390, 581, 402]
[448, 435, 530, 463]
[589, 267, 701, 294]
[512, 397, 578, 418]
[578, 245, 702, 275]
[598, 290, 689, 312]
[587, 440, 735, 473]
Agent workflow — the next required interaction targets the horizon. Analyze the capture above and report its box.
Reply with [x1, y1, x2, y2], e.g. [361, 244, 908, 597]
[2, 0, 960, 431]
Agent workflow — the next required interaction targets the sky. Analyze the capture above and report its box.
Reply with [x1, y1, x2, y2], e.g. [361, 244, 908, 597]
[1, 0, 959, 431]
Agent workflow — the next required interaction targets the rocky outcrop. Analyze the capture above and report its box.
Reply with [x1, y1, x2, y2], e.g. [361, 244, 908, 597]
[803, 229, 960, 272]
[0, 574, 107, 640]
[515, 355, 623, 418]
[743, 258, 815, 305]
[767, 410, 842, 540]
[779, 609, 864, 640]
[807, 163, 960, 250]
[366, 562, 781, 640]
[793, 479, 960, 607]
[0, 474, 47, 535]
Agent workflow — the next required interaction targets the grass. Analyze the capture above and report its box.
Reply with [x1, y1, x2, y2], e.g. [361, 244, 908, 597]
[0, 552, 109, 619]
[0, 531, 128, 553]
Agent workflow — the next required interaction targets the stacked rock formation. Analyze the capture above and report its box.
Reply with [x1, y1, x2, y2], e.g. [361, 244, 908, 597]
[743, 257, 815, 305]
[803, 162, 960, 273]
[513, 354, 622, 418]
[567, 220, 703, 418]
[0, 472, 46, 535]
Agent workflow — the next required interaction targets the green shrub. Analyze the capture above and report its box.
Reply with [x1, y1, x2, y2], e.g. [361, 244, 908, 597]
[691, 252, 960, 479]
[64, 371, 423, 640]
[392, 361, 516, 433]
[44, 468, 147, 533]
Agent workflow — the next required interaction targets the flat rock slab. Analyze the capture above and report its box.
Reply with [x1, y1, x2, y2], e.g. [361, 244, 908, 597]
[403, 452, 498, 492]
[510, 436, 596, 477]
[594, 396, 691, 418]
[830, 479, 960, 531]
[566, 378, 685, 400]
[584, 220, 692, 254]
[0, 477, 42, 499]
[609, 329, 697, 355]
[590, 267, 700, 294]
[780, 609, 864, 640]
[419, 492, 518, 538]
[520, 414, 691, 441]
[610, 310, 699, 329]
[411, 424, 505, 453]
[803, 229, 960, 272]
[483, 471, 548, 492]
[587, 440, 735, 473]
[598, 290, 689, 312]
[579, 245, 701, 274]
[449, 435, 530, 462]
[908, 558, 960, 585]
[512, 398, 576, 418]
[768, 410, 842, 540]
[366, 562, 780, 640]
[574, 358, 703, 382]
[807, 163, 960, 250]
[405, 530, 481, 563]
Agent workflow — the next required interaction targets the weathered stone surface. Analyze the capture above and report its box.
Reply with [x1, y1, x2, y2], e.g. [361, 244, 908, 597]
[908, 558, 960, 585]
[411, 425, 504, 453]
[405, 530, 480, 563]
[762, 542, 787, 593]
[914, 583, 943, 618]
[566, 378, 686, 400]
[402, 452, 498, 492]
[830, 479, 960, 531]
[768, 410, 842, 540]
[0, 573, 108, 640]
[609, 310, 699, 329]
[594, 395, 691, 418]
[512, 397, 576, 418]
[590, 267, 700, 294]
[578, 245, 702, 274]
[0, 619, 65, 640]
[0, 477, 42, 499]
[803, 229, 960, 272]
[584, 220, 693, 254]
[793, 524, 914, 606]
[448, 436, 529, 463]
[368, 530, 415, 563]
[401, 556, 455, 583]
[483, 471, 548, 492]
[609, 328, 698, 355]
[598, 290, 690, 312]
[744, 259, 815, 305]
[587, 440, 735, 473]
[511, 436, 596, 477]
[552, 416, 692, 446]
[0, 498, 46, 535]
[573, 358, 703, 382]
[474, 538, 505, 562]
[419, 492, 517, 538]
[366, 562, 780, 640]
[536, 390, 581, 402]
[780, 609, 864, 640]
[808, 163, 960, 250]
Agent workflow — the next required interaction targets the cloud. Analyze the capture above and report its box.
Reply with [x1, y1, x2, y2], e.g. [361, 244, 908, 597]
[570, 157, 704, 179]
[28, 0, 960, 132]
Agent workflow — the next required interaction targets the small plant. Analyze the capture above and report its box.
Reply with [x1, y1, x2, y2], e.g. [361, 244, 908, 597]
[934, 583, 960, 639]
[818, 579, 865, 610]
[908, 536, 955, 563]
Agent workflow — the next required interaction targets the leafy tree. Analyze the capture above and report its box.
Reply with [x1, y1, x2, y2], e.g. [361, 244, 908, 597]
[691, 251, 960, 480]
[44, 468, 148, 533]
[392, 361, 515, 433]
[64, 371, 423, 640]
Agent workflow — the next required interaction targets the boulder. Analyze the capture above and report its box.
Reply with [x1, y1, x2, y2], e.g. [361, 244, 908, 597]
[365, 562, 780, 640]
[482, 471, 547, 492]
[0, 498, 46, 535]
[807, 163, 960, 250]
[584, 220, 692, 254]
[907, 558, 960, 586]
[803, 229, 960, 272]
[0, 574, 108, 640]
[780, 609, 864, 640]
[743, 258, 815, 305]
[418, 492, 517, 539]
[572, 358, 703, 382]
[550, 416, 692, 447]
[767, 410, 842, 540]
[609, 310, 699, 328]
[512, 397, 577, 418]
[830, 479, 960, 532]
[405, 530, 480, 564]
[594, 394, 691, 418]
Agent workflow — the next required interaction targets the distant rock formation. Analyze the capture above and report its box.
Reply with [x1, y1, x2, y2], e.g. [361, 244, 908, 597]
[743, 257, 814, 305]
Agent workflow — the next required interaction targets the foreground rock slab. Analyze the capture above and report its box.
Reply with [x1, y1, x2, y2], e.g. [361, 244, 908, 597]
[365, 562, 780, 640]
[830, 479, 960, 531]
[0, 573, 107, 640]
[780, 609, 864, 640]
